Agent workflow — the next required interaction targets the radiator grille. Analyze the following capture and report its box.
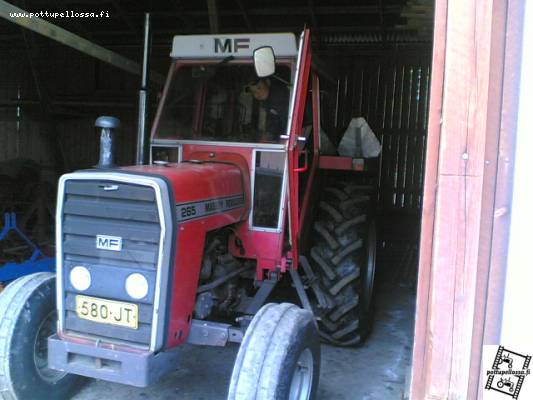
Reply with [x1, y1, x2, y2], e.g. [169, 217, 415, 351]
[61, 180, 161, 347]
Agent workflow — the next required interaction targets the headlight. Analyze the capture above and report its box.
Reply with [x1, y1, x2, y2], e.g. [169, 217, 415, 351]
[125, 273, 149, 300]
[70, 266, 91, 291]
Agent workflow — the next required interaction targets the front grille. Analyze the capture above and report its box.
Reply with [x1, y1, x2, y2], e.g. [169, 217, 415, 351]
[60, 179, 161, 347]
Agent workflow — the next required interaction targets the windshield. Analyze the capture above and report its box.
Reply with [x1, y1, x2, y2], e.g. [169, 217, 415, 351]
[152, 62, 292, 143]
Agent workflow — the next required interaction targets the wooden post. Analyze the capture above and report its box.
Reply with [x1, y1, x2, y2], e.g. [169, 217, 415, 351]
[207, 0, 220, 33]
[410, 0, 523, 398]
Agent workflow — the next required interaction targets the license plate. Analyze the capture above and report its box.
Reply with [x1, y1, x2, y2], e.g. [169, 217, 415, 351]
[75, 295, 138, 329]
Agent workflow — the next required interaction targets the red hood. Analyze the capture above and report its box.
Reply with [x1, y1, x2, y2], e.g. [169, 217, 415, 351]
[122, 161, 246, 206]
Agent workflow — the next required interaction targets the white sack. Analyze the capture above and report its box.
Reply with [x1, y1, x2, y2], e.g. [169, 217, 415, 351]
[338, 117, 381, 158]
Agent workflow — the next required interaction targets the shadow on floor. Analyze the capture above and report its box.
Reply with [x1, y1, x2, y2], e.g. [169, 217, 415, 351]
[72, 283, 415, 400]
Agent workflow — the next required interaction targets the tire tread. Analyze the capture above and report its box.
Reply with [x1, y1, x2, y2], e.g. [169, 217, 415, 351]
[308, 180, 375, 346]
[228, 303, 320, 400]
[0, 273, 55, 397]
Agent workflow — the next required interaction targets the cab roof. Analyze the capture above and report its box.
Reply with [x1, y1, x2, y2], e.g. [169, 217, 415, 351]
[170, 33, 298, 59]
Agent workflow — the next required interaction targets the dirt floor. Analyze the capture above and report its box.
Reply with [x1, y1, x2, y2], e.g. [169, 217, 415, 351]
[72, 282, 415, 400]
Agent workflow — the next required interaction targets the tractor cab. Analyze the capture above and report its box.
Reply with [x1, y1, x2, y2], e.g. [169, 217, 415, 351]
[150, 33, 298, 148]
[149, 32, 309, 276]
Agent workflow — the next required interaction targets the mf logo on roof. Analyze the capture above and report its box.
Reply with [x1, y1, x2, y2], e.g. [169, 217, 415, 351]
[214, 38, 250, 53]
[96, 235, 122, 251]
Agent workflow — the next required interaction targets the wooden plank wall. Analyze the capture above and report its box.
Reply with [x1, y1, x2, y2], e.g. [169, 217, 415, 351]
[55, 116, 137, 170]
[0, 111, 55, 166]
[331, 47, 432, 215]
[0, 43, 169, 171]
[411, 0, 518, 398]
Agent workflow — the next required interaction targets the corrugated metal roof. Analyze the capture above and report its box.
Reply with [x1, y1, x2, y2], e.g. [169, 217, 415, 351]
[320, 31, 431, 45]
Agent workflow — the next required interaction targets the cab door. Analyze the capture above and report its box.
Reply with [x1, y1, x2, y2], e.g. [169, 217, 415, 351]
[286, 28, 312, 268]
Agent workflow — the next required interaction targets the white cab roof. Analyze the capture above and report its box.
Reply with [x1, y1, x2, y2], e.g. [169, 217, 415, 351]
[170, 33, 298, 59]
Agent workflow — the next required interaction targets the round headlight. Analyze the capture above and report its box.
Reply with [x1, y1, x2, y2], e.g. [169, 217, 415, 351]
[70, 266, 91, 291]
[125, 273, 149, 300]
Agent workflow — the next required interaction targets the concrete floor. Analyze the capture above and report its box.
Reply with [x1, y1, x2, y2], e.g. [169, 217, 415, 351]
[72, 282, 415, 400]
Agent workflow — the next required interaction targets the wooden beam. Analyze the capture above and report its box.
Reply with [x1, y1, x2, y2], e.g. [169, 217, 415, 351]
[235, 0, 254, 31]
[307, 0, 319, 33]
[472, 0, 524, 397]
[0, 0, 165, 85]
[378, 0, 386, 45]
[221, 5, 403, 16]
[410, 0, 523, 398]
[50, 0, 94, 40]
[206, 0, 220, 33]
[110, 0, 142, 42]
[119, 5, 403, 18]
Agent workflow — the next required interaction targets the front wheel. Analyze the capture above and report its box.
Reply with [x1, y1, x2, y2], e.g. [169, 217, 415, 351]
[228, 303, 321, 400]
[0, 272, 85, 400]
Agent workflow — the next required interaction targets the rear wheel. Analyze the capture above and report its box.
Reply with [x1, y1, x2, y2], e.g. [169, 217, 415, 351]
[228, 303, 320, 400]
[307, 181, 376, 346]
[0, 273, 84, 400]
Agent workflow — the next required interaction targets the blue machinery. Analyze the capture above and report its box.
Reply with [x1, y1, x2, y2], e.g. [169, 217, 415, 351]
[0, 213, 55, 283]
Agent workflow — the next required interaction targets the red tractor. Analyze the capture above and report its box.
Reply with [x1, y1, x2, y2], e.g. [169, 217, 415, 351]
[0, 30, 377, 399]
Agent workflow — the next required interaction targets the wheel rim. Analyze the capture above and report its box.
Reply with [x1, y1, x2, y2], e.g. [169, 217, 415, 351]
[34, 311, 67, 383]
[363, 221, 377, 312]
[289, 348, 314, 400]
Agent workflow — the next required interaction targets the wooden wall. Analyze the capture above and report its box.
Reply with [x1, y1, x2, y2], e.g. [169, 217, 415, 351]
[326, 46, 432, 214]
[0, 42, 168, 171]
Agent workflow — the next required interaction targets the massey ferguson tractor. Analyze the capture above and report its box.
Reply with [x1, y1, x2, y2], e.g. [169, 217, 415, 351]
[0, 30, 377, 399]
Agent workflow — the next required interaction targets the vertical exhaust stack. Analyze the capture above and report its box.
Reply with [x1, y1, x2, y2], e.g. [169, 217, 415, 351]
[95, 116, 120, 169]
[136, 13, 151, 165]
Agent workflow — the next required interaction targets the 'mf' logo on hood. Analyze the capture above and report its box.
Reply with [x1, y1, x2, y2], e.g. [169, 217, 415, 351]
[214, 38, 250, 53]
[96, 235, 122, 251]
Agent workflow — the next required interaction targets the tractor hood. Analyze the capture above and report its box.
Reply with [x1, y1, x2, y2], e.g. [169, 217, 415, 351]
[122, 160, 250, 224]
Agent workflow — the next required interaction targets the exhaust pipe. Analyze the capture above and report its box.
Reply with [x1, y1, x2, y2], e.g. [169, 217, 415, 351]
[136, 13, 151, 165]
[95, 116, 120, 169]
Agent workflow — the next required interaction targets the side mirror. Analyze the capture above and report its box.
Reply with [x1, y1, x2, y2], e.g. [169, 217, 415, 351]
[253, 46, 276, 78]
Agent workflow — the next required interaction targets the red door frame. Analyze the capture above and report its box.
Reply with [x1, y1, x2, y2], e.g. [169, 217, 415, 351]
[298, 73, 321, 233]
[287, 29, 312, 269]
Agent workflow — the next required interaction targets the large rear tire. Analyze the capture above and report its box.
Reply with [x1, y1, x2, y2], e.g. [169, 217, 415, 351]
[0, 272, 85, 400]
[308, 181, 376, 346]
[228, 303, 320, 400]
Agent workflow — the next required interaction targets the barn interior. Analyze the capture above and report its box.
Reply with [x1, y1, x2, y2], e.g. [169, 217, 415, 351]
[0, 1, 434, 399]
